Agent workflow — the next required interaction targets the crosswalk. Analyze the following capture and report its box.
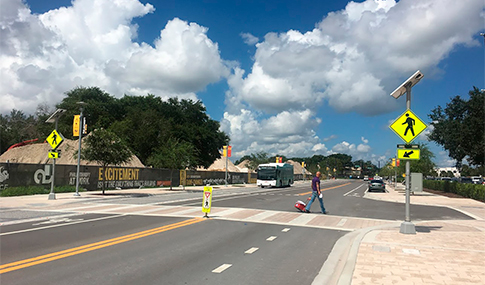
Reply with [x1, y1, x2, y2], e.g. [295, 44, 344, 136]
[34, 202, 394, 232]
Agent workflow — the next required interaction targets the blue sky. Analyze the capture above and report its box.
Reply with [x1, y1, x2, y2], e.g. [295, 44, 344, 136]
[1, 0, 484, 167]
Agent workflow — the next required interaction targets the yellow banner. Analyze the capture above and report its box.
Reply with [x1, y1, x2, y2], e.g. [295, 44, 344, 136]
[73, 115, 80, 136]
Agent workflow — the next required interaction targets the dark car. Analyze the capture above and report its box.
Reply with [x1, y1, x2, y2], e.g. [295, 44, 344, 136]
[460, 177, 473, 184]
[368, 179, 385, 192]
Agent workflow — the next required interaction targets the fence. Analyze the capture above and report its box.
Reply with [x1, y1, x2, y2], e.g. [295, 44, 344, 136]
[0, 162, 302, 191]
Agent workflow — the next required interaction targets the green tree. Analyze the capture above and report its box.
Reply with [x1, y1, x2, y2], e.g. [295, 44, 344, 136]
[160, 98, 229, 168]
[246, 151, 270, 170]
[428, 87, 484, 167]
[56, 87, 122, 134]
[81, 128, 133, 194]
[0, 110, 42, 154]
[147, 138, 197, 190]
[53, 88, 228, 168]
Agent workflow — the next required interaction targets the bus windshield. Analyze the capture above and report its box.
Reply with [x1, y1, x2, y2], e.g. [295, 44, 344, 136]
[257, 166, 276, 180]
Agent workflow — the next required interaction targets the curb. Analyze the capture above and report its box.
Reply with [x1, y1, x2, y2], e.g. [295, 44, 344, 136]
[312, 222, 400, 285]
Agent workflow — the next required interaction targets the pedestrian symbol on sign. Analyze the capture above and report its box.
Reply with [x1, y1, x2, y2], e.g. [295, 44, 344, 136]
[402, 113, 415, 136]
[202, 186, 213, 217]
[389, 109, 427, 144]
[46, 130, 64, 150]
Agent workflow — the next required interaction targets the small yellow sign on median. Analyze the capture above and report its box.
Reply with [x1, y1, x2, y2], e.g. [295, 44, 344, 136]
[202, 186, 213, 214]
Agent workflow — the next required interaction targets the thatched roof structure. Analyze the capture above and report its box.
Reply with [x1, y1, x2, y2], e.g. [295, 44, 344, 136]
[0, 139, 144, 167]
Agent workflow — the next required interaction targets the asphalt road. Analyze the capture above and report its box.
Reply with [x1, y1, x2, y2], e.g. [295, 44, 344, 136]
[166, 180, 473, 221]
[0, 179, 474, 284]
[1, 214, 344, 285]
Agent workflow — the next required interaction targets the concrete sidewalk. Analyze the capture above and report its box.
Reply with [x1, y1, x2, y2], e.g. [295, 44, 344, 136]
[1, 182, 484, 285]
[345, 183, 485, 285]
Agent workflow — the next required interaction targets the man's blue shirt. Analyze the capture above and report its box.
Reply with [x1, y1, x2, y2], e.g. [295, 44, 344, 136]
[312, 176, 320, 192]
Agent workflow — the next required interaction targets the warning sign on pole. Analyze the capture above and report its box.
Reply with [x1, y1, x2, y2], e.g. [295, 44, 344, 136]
[202, 186, 213, 216]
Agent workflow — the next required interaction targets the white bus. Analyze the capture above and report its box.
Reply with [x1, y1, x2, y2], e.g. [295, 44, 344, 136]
[257, 163, 294, 188]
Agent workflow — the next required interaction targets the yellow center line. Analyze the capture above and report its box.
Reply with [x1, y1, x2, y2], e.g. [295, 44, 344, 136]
[298, 182, 352, 196]
[0, 218, 204, 274]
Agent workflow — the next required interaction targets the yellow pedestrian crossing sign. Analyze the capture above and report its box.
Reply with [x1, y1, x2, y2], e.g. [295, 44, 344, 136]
[389, 109, 427, 143]
[46, 130, 64, 150]
[397, 149, 420, 160]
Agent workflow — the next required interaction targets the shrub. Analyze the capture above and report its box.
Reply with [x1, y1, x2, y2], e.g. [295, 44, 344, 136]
[0, 185, 80, 197]
[423, 180, 485, 202]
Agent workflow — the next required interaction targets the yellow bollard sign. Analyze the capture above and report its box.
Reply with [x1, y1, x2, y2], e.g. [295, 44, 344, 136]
[202, 186, 213, 215]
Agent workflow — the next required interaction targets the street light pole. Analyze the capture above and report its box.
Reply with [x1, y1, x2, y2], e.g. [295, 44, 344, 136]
[74, 102, 86, 197]
[481, 33, 485, 92]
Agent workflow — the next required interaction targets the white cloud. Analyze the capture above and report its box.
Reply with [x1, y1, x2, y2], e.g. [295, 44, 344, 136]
[241, 33, 259, 45]
[221, 108, 326, 158]
[222, 0, 482, 159]
[323, 135, 338, 142]
[2, 0, 483, 162]
[331, 141, 372, 159]
[0, 0, 228, 114]
[227, 0, 482, 115]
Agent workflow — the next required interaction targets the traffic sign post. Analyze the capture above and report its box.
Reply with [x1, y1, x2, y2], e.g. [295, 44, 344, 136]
[389, 70, 425, 235]
[45, 110, 66, 201]
[202, 185, 213, 218]
[46, 130, 64, 200]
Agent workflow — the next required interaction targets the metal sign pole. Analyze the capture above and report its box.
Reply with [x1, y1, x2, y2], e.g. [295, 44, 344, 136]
[48, 117, 59, 200]
[225, 155, 228, 187]
[400, 83, 416, 234]
[48, 156, 56, 200]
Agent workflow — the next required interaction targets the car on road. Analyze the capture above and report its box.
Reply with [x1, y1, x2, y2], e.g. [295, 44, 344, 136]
[363, 176, 369, 181]
[471, 176, 483, 185]
[368, 179, 385, 192]
[459, 177, 473, 184]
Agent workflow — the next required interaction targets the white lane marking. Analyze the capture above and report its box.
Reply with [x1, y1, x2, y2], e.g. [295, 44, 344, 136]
[0, 214, 125, 236]
[32, 217, 84, 226]
[288, 214, 315, 225]
[266, 236, 277, 241]
[282, 228, 291, 232]
[402, 248, 420, 255]
[336, 218, 347, 227]
[177, 186, 306, 206]
[245, 210, 279, 222]
[343, 184, 365, 196]
[245, 247, 259, 254]
[212, 264, 232, 273]
[0, 212, 84, 227]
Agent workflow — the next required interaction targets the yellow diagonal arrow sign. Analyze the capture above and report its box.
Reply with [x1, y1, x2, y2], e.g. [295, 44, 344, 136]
[397, 149, 420, 160]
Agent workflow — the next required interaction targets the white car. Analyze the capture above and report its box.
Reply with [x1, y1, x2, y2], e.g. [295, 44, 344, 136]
[471, 176, 483, 185]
